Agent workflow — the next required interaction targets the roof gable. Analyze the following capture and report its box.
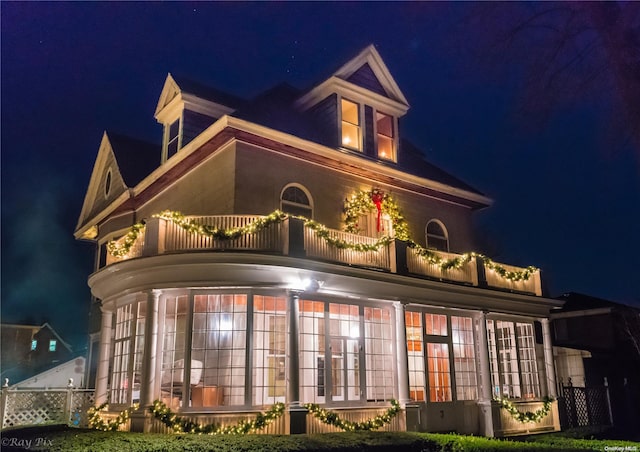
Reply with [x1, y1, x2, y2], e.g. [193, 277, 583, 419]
[75, 132, 159, 239]
[296, 44, 409, 116]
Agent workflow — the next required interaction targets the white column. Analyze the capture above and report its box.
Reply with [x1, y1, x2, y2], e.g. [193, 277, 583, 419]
[287, 290, 301, 408]
[141, 290, 161, 407]
[394, 302, 410, 406]
[540, 318, 557, 398]
[475, 311, 494, 437]
[95, 305, 114, 405]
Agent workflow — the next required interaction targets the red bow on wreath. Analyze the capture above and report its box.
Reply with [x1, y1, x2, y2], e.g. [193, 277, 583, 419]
[371, 189, 384, 232]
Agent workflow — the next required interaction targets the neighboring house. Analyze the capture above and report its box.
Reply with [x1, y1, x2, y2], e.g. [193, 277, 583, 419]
[74, 45, 562, 436]
[8, 357, 86, 390]
[1, 323, 73, 384]
[551, 292, 640, 433]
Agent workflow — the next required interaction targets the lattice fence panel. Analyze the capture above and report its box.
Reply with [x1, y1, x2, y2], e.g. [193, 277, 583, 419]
[2, 391, 67, 428]
[560, 385, 612, 428]
[69, 391, 96, 427]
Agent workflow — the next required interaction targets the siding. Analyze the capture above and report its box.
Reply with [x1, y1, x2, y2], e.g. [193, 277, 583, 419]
[346, 63, 387, 97]
[86, 150, 128, 223]
[307, 94, 338, 148]
[183, 110, 216, 147]
[364, 105, 375, 157]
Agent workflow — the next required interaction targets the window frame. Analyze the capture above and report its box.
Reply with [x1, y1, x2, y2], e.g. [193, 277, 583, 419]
[374, 110, 397, 162]
[280, 183, 313, 219]
[339, 97, 363, 151]
[163, 114, 183, 162]
[425, 219, 450, 252]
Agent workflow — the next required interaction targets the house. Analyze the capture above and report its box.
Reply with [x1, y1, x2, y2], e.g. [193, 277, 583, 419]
[74, 45, 562, 436]
[1, 322, 74, 385]
[552, 292, 640, 434]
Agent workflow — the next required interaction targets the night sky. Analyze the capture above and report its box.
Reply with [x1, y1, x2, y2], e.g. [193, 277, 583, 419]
[2, 2, 639, 350]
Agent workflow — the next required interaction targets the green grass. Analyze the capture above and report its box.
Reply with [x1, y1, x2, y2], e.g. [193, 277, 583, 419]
[1, 425, 638, 452]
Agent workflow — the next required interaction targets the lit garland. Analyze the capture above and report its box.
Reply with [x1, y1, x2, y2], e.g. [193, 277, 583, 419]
[494, 396, 554, 423]
[87, 402, 138, 431]
[106, 192, 538, 282]
[106, 223, 145, 258]
[305, 399, 400, 431]
[150, 400, 285, 434]
[343, 189, 410, 241]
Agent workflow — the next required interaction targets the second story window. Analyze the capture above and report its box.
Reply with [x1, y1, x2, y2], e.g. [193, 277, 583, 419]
[49, 340, 57, 352]
[426, 220, 449, 252]
[31, 340, 37, 351]
[376, 112, 395, 161]
[281, 185, 313, 218]
[165, 117, 181, 160]
[341, 99, 361, 150]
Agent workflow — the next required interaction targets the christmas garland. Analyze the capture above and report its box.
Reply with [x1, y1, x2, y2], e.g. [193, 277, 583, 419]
[494, 396, 554, 423]
[150, 400, 285, 434]
[343, 189, 409, 241]
[106, 189, 538, 282]
[87, 402, 138, 431]
[304, 399, 400, 431]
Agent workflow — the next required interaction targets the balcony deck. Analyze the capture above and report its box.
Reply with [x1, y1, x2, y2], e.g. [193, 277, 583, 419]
[105, 215, 542, 296]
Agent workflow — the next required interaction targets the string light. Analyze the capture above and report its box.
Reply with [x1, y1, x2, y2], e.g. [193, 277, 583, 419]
[106, 189, 538, 283]
[494, 396, 554, 423]
[88, 402, 138, 431]
[150, 400, 285, 434]
[305, 399, 400, 431]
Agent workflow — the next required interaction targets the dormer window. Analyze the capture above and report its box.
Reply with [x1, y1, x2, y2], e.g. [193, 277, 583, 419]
[376, 112, 395, 161]
[341, 98, 361, 151]
[165, 116, 182, 160]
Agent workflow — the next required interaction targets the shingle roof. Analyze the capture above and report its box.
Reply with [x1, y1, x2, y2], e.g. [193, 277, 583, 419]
[108, 133, 160, 187]
[172, 74, 246, 110]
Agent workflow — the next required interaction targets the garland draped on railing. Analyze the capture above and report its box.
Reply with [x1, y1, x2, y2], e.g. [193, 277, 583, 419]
[305, 399, 400, 431]
[106, 207, 537, 282]
[150, 400, 285, 434]
[88, 403, 138, 431]
[494, 396, 554, 423]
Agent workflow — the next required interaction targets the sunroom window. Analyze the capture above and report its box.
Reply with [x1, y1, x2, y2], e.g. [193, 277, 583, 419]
[376, 112, 395, 161]
[341, 99, 361, 150]
[486, 319, 540, 399]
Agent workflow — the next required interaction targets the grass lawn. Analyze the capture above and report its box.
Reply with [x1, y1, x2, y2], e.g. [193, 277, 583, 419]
[1, 424, 638, 452]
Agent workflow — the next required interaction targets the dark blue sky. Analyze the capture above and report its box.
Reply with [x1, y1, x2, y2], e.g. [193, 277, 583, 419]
[2, 2, 639, 349]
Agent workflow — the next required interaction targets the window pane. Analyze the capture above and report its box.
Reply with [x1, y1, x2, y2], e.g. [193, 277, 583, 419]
[341, 99, 361, 150]
[452, 316, 477, 400]
[376, 112, 393, 137]
[342, 99, 359, 125]
[253, 295, 287, 405]
[406, 311, 425, 402]
[365, 306, 394, 402]
[427, 343, 451, 402]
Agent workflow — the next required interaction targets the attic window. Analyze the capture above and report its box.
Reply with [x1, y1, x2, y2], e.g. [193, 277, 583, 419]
[104, 169, 112, 198]
[166, 117, 181, 159]
[31, 340, 37, 351]
[49, 340, 57, 352]
[341, 99, 361, 151]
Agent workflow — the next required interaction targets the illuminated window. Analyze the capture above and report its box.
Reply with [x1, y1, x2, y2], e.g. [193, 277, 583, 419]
[425, 313, 448, 336]
[426, 220, 449, 252]
[31, 340, 37, 351]
[487, 319, 540, 399]
[111, 304, 134, 404]
[451, 316, 477, 400]
[281, 185, 313, 218]
[427, 343, 451, 402]
[253, 295, 287, 405]
[376, 112, 395, 161]
[341, 99, 361, 150]
[405, 311, 425, 402]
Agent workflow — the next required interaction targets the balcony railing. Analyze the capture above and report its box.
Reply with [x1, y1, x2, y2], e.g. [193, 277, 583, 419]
[104, 215, 542, 296]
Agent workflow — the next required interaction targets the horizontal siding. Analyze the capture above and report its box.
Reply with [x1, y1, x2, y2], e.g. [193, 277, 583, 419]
[183, 110, 216, 147]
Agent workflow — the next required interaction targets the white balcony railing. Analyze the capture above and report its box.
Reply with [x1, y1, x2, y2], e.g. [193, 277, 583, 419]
[104, 215, 542, 296]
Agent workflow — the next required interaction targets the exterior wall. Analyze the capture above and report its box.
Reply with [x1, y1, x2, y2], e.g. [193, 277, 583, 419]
[307, 94, 338, 148]
[86, 149, 128, 222]
[233, 142, 475, 250]
[137, 144, 237, 219]
[554, 346, 589, 388]
[183, 110, 216, 147]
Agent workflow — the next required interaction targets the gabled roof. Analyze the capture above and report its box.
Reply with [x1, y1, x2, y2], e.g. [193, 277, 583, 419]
[296, 44, 410, 115]
[554, 292, 636, 313]
[75, 132, 160, 238]
[155, 73, 246, 121]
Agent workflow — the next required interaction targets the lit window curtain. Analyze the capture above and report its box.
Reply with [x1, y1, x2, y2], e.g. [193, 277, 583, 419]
[111, 304, 134, 404]
[427, 343, 451, 402]
[191, 294, 247, 407]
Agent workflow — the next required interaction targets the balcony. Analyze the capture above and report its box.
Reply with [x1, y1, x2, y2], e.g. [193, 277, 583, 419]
[105, 215, 542, 296]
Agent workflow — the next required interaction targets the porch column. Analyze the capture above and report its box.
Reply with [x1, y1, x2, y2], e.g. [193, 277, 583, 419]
[475, 311, 495, 437]
[141, 290, 161, 407]
[287, 290, 305, 434]
[540, 318, 557, 398]
[287, 290, 301, 407]
[393, 302, 410, 406]
[95, 305, 114, 405]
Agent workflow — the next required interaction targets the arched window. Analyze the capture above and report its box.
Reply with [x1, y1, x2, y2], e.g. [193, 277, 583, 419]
[280, 184, 313, 218]
[426, 220, 449, 252]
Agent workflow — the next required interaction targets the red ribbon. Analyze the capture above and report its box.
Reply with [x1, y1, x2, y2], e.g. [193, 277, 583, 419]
[371, 191, 384, 232]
